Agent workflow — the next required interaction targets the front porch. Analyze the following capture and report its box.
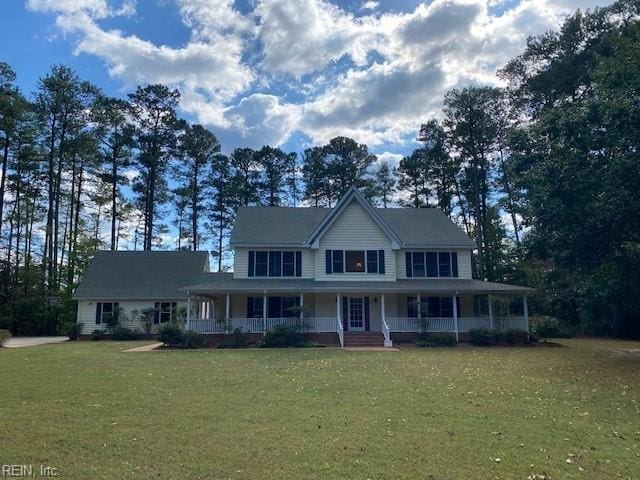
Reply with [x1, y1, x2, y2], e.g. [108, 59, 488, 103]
[185, 290, 530, 348]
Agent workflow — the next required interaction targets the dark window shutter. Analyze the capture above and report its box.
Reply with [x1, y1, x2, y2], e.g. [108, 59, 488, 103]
[333, 250, 344, 273]
[405, 252, 412, 277]
[364, 297, 370, 331]
[451, 252, 458, 277]
[295, 251, 302, 277]
[407, 297, 417, 318]
[378, 250, 385, 274]
[114, 302, 119, 322]
[247, 298, 254, 318]
[154, 302, 160, 324]
[366, 250, 378, 273]
[248, 251, 255, 277]
[325, 250, 332, 274]
[456, 296, 461, 316]
[95, 302, 102, 324]
[268, 297, 281, 318]
[342, 296, 348, 331]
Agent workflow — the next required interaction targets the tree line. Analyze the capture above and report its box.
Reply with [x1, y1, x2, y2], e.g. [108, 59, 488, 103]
[1, 0, 638, 337]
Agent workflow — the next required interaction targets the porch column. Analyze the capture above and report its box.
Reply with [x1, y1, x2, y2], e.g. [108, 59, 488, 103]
[453, 293, 459, 342]
[262, 290, 267, 335]
[300, 292, 304, 322]
[336, 293, 341, 325]
[381, 293, 386, 328]
[523, 294, 529, 337]
[225, 293, 230, 320]
[186, 292, 192, 330]
[488, 295, 494, 330]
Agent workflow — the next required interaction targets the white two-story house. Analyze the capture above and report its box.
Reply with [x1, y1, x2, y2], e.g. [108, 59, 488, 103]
[74, 187, 532, 347]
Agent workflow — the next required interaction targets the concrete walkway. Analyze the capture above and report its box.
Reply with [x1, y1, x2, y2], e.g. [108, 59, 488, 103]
[3, 336, 69, 348]
[123, 342, 163, 352]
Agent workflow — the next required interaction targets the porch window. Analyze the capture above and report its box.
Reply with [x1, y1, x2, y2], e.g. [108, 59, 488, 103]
[95, 302, 119, 325]
[246, 297, 264, 318]
[268, 296, 300, 318]
[154, 302, 177, 324]
[407, 297, 460, 318]
[248, 250, 303, 277]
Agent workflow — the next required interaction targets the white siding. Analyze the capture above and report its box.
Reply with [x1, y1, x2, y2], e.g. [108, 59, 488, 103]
[314, 200, 396, 281]
[77, 300, 187, 335]
[396, 249, 473, 280]
[233, 248, 314, 279]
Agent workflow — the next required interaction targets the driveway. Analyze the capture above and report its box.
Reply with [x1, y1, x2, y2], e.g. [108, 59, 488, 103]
[4, 336, 69, 348]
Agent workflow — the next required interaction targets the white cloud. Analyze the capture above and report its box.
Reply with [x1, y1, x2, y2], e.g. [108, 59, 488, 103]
[27, 0, 615, 151]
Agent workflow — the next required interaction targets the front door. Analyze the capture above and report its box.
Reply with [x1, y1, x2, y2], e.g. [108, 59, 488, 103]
[349, 297, 365, 331]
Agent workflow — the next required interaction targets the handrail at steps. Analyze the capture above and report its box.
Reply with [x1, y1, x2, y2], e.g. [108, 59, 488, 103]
[381, 317, 393, 347]
[337, 317, 344, 348]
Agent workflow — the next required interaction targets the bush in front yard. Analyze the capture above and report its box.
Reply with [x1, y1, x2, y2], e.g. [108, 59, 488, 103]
[217, 328, 250, 348]
[158, 324, 185, 346]
[91, 329, 107, 341]
[112, 327, 141, 340]
[417, 332, 457, 347]
[259, 325, 307, 348]
[501, 329, 529, 345]
[182, 331, 206, 349]
[0, 329, 11, 347]
[469, 328, 499, 346]
[63, 322, 83, 340]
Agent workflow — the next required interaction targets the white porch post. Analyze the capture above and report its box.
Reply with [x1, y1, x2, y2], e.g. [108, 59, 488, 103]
[416, 293, 421, 333]
[381, 293, 386, 328]
[488, 294, 494, 330]
[262, 290, 267, 335]
[225, 293, 230, 319]
[453, 293, 459, 342]
[523, 294, 529, 338]
[300, 292, 304, 322]
[186, 292, 192, 330]
[336, 293, 341, 321]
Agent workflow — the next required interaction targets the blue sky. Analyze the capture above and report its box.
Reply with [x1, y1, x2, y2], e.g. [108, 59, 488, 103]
[2, 0, 611, 163]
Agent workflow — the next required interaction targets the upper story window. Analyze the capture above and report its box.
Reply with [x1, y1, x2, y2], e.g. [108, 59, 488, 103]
[325, 249, 385, 274]
[248, 251, 302, 277]
[405, 252, 458, 278]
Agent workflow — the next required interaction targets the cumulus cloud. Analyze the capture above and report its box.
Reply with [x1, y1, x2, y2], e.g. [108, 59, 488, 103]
[26, 0, 615, 151]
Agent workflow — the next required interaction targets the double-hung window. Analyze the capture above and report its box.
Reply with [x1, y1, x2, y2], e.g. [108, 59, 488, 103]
[325, 249, 385, 274]
[154, 302, 177, 324]
[95, 302, 119, 325]
[248, 250, 303, 277]
[405, 252, 458, 278]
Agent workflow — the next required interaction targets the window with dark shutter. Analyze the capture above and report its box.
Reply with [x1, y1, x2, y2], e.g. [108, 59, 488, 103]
[95, 302, 102, 324]
[407, 297, 417, 318]
[248, 251, 255, 277]
[332, 250, 344, 273]
[412, 252, 425, 277]
[427, 297, 440, 318]
[405, 252, 412, 277]
[426, 252, 438, 277]
[282, 251, 295, 276]
[438, 252, 451, 277]
[378, 250, 385, 274]
[295, 251, 302, 277]
[325, 250, 332, 274]
[154, 302, 160, 324]
[255, 251, 268, 276]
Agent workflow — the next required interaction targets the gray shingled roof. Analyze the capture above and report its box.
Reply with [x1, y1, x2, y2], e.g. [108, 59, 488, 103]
[73, 251, 210, 300]
[182, 275, 533, 294]
[230, 205, 474, 248]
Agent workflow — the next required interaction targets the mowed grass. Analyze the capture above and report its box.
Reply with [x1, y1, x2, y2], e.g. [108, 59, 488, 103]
[1, 339, 640, 479]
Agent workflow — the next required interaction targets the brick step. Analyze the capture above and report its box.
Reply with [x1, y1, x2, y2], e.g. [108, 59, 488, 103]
[343, 332, 385, 347]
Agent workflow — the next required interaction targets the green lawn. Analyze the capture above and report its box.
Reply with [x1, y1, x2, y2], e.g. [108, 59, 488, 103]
[1, 339, 639, 479]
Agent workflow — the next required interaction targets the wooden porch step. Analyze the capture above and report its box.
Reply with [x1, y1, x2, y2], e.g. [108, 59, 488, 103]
[343, 332, 385, 347]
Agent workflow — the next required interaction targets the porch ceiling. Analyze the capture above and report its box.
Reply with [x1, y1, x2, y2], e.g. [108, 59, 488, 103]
[181, 277, 534, 295]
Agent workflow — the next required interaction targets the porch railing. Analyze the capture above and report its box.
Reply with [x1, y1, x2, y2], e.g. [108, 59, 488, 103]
[387, 316, 526, 333]
[188, 317, 339, 334]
